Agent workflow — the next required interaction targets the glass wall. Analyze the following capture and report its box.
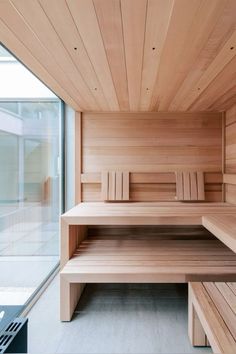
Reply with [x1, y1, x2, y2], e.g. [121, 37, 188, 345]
[0, 46, 61, 307]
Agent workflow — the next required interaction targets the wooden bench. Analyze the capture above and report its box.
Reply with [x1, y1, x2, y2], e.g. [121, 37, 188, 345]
[202, 215, 236, 254]
[60, 202, 236, 321]
[60, 225, 236, 321]
[189, 282, 236, 354]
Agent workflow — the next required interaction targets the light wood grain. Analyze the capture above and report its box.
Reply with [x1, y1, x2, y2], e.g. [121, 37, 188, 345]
[75, 112, 82, 204]
[223, 174, 236, 185]
[225, 104, 236, 203]
[189, 282, 236, 353]
[1, 0, 235, 111]
[61, 202, 236, 226]
[101, 171, 130, 201]
[175, 172, 205, 201]
[67, 0, 119, 110]
[188, 284, 208, 347]
[81, 112, 222, 202]
[202, 215, 236, 254]
[39, 0, 109, 110]
[121, 0, 147, 110]
[93, 0, 129, 111]
[60, 231, 236, 321]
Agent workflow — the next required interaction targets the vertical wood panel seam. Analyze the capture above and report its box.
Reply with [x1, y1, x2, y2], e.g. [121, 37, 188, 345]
[39, 0, 102, 110]
[119, 0, 130, 111]
[139, 0, 148, 110]
[222, 111, 226, 202]
[0, 14, 80, 110]
[9, 0, 89, 108]
[69, 0, 110, 110]
[75, 112, 82, 204]
[92, 0, 120, 110]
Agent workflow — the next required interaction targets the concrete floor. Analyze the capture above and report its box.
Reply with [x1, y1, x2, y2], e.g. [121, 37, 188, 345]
[27, 276, 211, 354]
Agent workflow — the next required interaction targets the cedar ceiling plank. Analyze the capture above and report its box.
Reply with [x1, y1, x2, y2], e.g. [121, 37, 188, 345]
[0, 0, 235, 112]
[151, 0, 227, 111]
[39, 0, 109, 111]
[150, 0, 203, 111]
[208, 86, 236, 112]
[219, 96, 236, 112]
[67, 0, 119, 111]
[0, 1, 82, 110]
[0, 18, 79, 110]
[182, 29, 236, 110]
[93, 0, 129, 111]
[169, 0, 236, 111]
[10, 0, 98, 110]
[159, 0, 227, 111]
[121, 0, 147, 111]
[140, 0, 174, 111]
[190, 56, 236, 111]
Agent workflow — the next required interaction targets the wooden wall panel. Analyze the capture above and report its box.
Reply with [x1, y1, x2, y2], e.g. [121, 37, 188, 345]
[225, 105, 236, 174]
[225, 104, 236, 204]
[75, 112, 82, 204]
[80, 112, 222, 202]
[225, 184, 236, 204]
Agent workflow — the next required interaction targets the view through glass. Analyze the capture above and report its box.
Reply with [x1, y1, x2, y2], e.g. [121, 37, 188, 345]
[0, 46, 61, 307]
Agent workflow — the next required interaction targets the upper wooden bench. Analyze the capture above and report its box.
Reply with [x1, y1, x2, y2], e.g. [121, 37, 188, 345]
[60, 202, 236, 321]
[189, 282, 236, 354]
[61, 202, 236, 226]
[202, 215, 236, 254]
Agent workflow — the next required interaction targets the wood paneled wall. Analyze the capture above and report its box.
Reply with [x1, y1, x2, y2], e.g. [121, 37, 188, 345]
[224, 105, 236, 204]
[78, 112, 223, 202]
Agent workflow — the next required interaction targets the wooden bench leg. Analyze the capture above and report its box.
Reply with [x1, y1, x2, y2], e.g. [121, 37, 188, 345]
[188, 284, 207, 346]
[60, 275, 85, 321]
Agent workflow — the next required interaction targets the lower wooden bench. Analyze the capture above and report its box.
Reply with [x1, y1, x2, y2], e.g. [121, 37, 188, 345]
[188, 282, 236, 354]
[60, 234, 236, 321]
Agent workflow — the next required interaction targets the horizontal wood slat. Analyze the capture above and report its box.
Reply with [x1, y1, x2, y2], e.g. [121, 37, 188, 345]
[61, 233, 236, 283]
[81, 172, 223, 184]
[62, 202, 236, 226]
[189, 282, 236, 353]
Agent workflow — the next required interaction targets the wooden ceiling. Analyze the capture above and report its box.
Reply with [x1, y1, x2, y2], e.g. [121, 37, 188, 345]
[0, 0, 235, 112]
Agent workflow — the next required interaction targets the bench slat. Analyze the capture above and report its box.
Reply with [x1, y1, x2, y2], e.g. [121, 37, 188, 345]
[189, 282, 236, 354]
[215, 283, 236, 315]
[204, 283, 236, 340]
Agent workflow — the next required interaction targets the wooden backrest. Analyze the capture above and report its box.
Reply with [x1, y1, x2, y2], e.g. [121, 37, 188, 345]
[101, 171, 130, 201]
[176, 171, 205, 201]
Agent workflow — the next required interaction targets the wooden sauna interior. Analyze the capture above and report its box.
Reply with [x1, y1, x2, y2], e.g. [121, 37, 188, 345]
[1, 0, 236, 349]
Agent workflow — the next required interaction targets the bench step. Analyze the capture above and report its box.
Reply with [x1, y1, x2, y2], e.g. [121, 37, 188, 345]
[61, 237, 236, 283]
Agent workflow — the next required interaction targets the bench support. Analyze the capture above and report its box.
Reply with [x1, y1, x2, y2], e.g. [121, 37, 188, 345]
[188, 284, 208, 346]
[60, 276, 85, 321]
